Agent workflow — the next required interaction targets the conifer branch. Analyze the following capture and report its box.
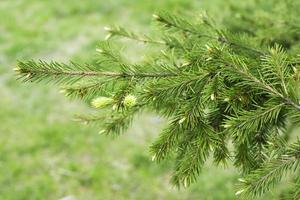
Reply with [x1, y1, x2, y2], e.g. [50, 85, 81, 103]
[237, 140, 300, 199]
[153, 12, 265, 55]
[220, 54, 300, 111]
[61, 78, 114, 99]
[15, 3, 300, 197]
[153, 12, 215, 39]
[16, 60, 178, 84]
[104, 26, 165, 45]
[226, 102, 285, 144]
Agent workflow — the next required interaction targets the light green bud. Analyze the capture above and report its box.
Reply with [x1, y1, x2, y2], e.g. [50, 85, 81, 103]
[91, 97, 113, 108]
[223, 124, 231, 128]
[123, 95, 137, 108]
[13, 67, 21, 72]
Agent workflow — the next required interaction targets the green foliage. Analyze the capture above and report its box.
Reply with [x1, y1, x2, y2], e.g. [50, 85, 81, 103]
[237, 140, 300, 199]
[16, 0, 300, 198]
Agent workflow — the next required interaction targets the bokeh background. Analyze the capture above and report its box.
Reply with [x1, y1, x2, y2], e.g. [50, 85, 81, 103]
[0, 0, 285, 199]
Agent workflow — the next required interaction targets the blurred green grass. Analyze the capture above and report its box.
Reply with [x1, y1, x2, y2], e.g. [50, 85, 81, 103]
[0, 0, 285, 199]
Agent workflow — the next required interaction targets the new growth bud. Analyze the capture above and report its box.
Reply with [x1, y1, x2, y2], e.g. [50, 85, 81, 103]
[105, 34, 112, 40]
[205, 44, 213, 54]
[59, 89, 66, 94]
[91, 97, 113, 108]
[98, 129, 106, 134]
[151, 154, 156, 161]
[223, 124, 231, 128]
[235, 189, 245, 196]
[224, 97, 230, 102]
[183, 177, 188, 188]
[59, 89, 71, 97]
[182, 61, 191, 67]
[13, 67, 21, 72]
[152, 14, 159, 19]
[96, 48, 103, 53]
[123, 94, 137, 108]
[104, 26, 112, 31]
[178, 117, 186, 124]
[270, 48, 276, 55]
[210, 93, 215, 100]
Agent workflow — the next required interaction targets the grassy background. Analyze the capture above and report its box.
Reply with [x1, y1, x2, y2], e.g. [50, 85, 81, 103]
[0, 0, 287, 199]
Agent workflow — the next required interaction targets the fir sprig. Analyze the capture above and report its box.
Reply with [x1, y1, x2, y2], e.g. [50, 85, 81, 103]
[15, 1, 300, 198]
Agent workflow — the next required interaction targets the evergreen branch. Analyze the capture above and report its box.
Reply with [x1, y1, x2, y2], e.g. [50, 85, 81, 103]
[218, 35, 265, 56]
[16, 60, 178, 84]
[142, 72, 211, 105]
[104, 26, 165, 45]
[213, 138, 230, 165]
[224, 55, 283, 97]
[234, 142, 258, 172]
[76, 105, 142, 136]
[75, 114, 107, 124]
[153, 12, 215, 39]
[150, 118, 182, 162]
[96, 41, 125, 65]
[225, 102, 285, 144]
[290, 182, 300, 200]
[100, 107, 140, 136]
[237, 140, 300, 199]
[261, 45, 290, 95]
[221, 54, 300, 111]
[153, 12, 265, 55]
[61, 78, 115, 99]
[15, 5, 300, 198]
[171, 121, 219, 188]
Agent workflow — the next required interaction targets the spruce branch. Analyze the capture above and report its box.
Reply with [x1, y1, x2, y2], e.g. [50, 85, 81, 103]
[104, 26, 165, 45]
[153, 12, 215, 39]
[76, 104, 142, 136]
[219, 53, 300, 111]
[171, 121, 221, 188]
[153, 12, 265, 56]
[237, 140, 300, 199]
[96, 41, 125, 64]
[225, 101, 285, 144]
[16, 60, 178, 85]
[150, 118, 183, 162]
[15, 3, 300, 198]
[61, 78, 116, 99]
